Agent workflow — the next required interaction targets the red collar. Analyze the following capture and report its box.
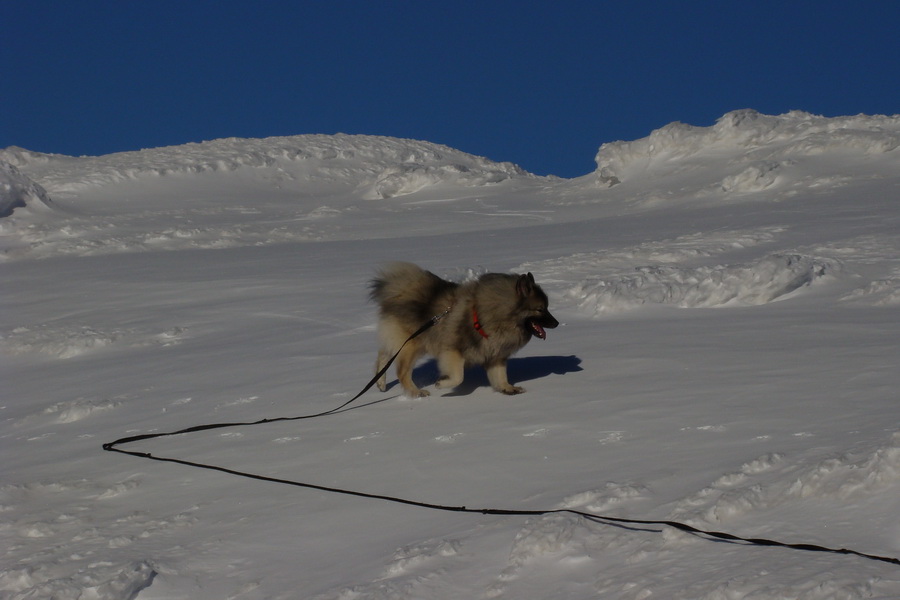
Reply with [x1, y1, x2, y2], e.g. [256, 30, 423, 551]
[472, 307, 489, 339]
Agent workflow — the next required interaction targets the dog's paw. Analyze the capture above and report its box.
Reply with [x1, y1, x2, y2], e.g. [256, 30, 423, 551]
[499, 385, 525, 395]
[405, 388, 431, 398]
[435, 376, 462, 390]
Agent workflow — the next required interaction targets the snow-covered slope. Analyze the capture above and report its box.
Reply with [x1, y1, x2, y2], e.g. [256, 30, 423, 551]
[0, 160, 53, 218]
[0, 134, 535, 259]
[2, 111, 900, 599]
[594, 109, 900, 187]
[1, 134, 530, 193]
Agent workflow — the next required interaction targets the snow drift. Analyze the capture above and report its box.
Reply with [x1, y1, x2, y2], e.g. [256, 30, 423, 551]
[569, 253, 836, 315]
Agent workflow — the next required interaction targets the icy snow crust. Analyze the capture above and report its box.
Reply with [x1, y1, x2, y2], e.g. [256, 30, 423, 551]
[2, 110, 900, 599]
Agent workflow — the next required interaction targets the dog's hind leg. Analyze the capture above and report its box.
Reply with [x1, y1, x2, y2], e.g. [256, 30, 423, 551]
[375, 348, 391, 392]
[375, 318, 414, 393]
[395, 342, 429, 397]
[435, 350, 465, 391]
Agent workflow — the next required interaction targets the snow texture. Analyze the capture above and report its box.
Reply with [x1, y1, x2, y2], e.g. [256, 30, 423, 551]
[2, 110, 900, 599]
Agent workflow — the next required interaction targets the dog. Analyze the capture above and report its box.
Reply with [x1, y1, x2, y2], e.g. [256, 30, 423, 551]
[369, 262, 559, 396]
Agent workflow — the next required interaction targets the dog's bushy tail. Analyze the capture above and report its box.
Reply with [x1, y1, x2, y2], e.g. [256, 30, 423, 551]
[369, 262, 457, 324]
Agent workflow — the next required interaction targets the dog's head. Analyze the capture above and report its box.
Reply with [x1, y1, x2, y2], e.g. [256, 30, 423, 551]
[516, 273, 559, 340]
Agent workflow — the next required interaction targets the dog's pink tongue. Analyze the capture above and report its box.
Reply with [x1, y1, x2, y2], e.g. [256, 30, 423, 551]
[532, 322, 546, 340]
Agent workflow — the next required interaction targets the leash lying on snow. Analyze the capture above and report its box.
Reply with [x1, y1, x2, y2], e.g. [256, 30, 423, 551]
[102, 311, 900, 569]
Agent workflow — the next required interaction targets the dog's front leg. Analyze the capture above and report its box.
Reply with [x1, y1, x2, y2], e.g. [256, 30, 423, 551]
[486, 359, 524, 394]
[435, 350, 465, 391]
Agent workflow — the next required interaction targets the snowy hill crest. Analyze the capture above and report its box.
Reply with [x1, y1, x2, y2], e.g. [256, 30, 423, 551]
[3, 110, 900, 261]
[0, 134, 530, 200]
[594, 109, 900, 187]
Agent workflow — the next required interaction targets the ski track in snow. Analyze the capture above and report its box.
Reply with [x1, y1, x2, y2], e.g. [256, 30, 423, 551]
[2, 110, 900, 599]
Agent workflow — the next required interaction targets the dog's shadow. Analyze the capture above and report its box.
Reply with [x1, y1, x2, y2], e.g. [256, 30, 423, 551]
[392, 355, 583, 396]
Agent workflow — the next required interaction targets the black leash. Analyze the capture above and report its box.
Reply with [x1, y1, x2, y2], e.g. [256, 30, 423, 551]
[103, 308, 448, 450]
[102, 311, 900, 569]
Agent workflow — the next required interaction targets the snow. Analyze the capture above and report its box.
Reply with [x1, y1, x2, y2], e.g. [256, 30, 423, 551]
[0, 160, 53, 218]
[2, 109, 900, 599]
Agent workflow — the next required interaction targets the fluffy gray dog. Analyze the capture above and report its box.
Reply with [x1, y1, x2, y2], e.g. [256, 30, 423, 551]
[370, 263, 558, 396]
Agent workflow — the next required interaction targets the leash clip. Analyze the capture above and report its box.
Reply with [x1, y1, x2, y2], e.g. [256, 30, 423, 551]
[431, 306, 452, 324]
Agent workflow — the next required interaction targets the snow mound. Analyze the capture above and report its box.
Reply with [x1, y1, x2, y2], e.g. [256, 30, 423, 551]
[720, 160, 788, 193]
[841, 267, 900, 307]
[558, 482, 649, 513]
[569, 253, 836, 315]
[0, 560, 156, 600]
[671, 432, 900, 526]
[505, 513, 583, 572]
[1, 134, 529, 195]
[0, 159, 53, 217]
[0, 146, 63, 167]
[362, 161, 524, 199]
[594, 109, 900, 185]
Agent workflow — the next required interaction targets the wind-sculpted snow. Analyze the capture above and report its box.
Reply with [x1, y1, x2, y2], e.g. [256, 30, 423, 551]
[0, 134, 528, 195]
[0, 559, 157, 600]
[4, 110, 900, 261]
[1, 323, 186, 359]
[669, 433, 900, 526]
[519, 227, 841, 314]
[521, 226, 787, 274]
[0, 135, 533, 258]
[569, 253, 836, 315]
[0, 478, 168, 600]
[0, 160, 53, 217]
[719, 160, 787, 193]
[842, 269, 900, 306]
[594, 109, 900, 186]
[362, 161, 524, 199]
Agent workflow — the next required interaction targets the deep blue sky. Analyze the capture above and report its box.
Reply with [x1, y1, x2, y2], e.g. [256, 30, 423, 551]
[4, 1, 898, 177]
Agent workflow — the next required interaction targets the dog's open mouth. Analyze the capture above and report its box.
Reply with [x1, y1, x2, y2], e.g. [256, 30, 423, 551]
[527, 314, 558, 340]
[528, 320, 547, 340]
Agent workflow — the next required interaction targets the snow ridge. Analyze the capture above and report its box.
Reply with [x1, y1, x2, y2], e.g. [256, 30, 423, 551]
[0, 134, 529, 197]
[594, 109, 900, 185]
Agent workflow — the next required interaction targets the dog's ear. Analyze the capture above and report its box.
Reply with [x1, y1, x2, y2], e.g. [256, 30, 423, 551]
[516, 273, 536, 297]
